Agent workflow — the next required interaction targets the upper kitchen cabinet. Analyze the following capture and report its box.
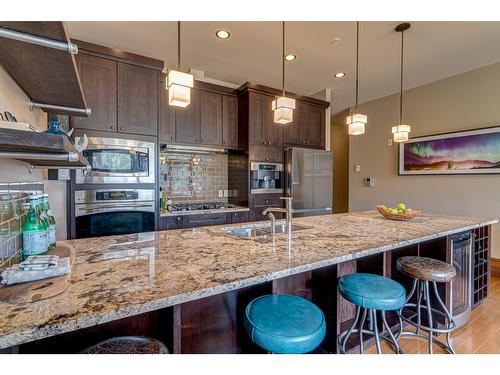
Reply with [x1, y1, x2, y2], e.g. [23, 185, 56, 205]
[71, 54, 117, 132]
[117, 62, 158, 136]
[176, 88, 201, 144]
[247, 92, 281, 147]
[159, 74, 176, 143]
[239, 82, 329, 150]
[222, 95, 238, 148]
[70, 40, 163, 136]
[200, 91, 223, 146]
[284, 101, 326, 149]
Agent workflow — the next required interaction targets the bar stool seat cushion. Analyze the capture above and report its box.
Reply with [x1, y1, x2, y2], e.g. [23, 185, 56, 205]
[338, 273, 406, 311]
[79, 336, 169, 354]
[244, 294, 326, 354]
[397, 256, 456, 283]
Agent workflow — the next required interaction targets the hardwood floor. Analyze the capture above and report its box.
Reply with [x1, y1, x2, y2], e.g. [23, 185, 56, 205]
[366, 275, 500, 354]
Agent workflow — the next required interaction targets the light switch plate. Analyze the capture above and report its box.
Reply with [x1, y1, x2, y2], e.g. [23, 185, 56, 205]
[354, 165, 361, 172]
[387, 139, 393, 146]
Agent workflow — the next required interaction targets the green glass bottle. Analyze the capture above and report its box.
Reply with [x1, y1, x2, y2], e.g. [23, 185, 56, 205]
[42, 194, 56, 250]
[22, 195, 48, 258]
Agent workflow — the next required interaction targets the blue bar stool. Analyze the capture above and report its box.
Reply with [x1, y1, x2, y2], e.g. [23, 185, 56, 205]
[244, 294, 326, 354]
[337, 273, 406, 354]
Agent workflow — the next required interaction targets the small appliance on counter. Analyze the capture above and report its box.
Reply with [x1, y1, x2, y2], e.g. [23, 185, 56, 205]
[74, 189, 155, 239]
[284, 147, 333, 217]
[250, 162, 283, 194]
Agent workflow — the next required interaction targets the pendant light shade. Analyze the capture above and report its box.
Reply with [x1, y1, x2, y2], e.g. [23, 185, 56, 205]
[273, 21, 295, 125]
[393, 23, 411, 142]
[167, 21, 194, 108]
[346, 21, 367, 135]
[272, 96, 296, 124]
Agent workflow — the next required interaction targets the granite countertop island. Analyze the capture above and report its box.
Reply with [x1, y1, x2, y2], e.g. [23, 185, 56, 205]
[0, 211, 497, 349]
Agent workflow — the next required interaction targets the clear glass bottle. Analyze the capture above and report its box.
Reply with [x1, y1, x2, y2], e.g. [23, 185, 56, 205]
[42, 194, 56, 250]
[22, 195, 48, 258]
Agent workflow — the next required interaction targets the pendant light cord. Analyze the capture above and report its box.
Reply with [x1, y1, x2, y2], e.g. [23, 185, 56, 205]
[282, 21, 285, 97]
[178, 21, 181, 71]
[399, 27, 404, 125]
[355, 21, 359, 112]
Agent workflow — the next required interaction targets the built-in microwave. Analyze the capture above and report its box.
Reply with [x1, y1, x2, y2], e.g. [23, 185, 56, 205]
[75, 137, 155, 184]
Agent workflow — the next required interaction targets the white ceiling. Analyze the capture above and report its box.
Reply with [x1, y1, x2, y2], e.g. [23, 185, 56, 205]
[66, 21, 500, 114]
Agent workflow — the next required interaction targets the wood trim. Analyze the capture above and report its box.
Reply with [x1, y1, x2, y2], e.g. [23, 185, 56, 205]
[491, 257, 500, 277]
[237, 82, 330, 108]
[72, 39, 164, 71]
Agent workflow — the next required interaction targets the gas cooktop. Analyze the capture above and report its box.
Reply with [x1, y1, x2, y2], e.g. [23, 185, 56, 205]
[167, 202, 235, 212]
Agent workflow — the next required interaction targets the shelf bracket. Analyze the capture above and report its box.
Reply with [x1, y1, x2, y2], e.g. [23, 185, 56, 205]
[0, 27, 78, 54]
[28, 99, 91, 117]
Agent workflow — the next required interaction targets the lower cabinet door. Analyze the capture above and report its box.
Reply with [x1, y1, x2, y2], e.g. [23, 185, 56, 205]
[160, 215, 183, 230]
[231, 211, 249, 224]
[182, 213, 231, 228]
[250, 194, 283, 221]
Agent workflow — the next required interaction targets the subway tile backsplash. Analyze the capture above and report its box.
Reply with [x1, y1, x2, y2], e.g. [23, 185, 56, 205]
[160, 151, 228, 203]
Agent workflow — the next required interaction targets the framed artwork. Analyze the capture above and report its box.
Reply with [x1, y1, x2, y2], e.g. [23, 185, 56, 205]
[398, 126, 500, 175]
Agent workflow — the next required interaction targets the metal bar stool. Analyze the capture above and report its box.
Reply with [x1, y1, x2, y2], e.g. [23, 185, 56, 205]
[337, 273, 406, 354]
[396, 256, 457, 354]
[79, 336, 169, 354]
[244, 294, 326, 354]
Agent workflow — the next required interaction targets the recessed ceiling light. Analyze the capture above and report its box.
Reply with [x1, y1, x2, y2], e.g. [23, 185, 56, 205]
[215, 30, 230, 39]
[284, 54, 296, 61]
[334, 72, 346, 78]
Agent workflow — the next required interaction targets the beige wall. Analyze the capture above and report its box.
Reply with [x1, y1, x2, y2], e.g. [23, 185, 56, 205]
[0, 65, 67, 240]
[349, 62, 500, 258]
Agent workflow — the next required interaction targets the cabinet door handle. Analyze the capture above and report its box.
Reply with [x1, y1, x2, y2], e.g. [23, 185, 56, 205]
[262, 141, 266, 145]
[200, 139, 204, 143]
[265, 200, 270, 204]
[265, 158, 269, 161]
[110, 126, 115, 130]
[119, 127, 124, 131]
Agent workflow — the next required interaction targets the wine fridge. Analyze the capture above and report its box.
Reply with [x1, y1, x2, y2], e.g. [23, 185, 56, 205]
[450, 231, 473, 329]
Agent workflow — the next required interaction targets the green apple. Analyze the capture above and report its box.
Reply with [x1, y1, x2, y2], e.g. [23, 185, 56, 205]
[396, 203, 406, 211]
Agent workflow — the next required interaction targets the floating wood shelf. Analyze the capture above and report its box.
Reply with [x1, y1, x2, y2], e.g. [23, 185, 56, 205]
[0, 128, 89, 168]
[0, 21, 89, 117]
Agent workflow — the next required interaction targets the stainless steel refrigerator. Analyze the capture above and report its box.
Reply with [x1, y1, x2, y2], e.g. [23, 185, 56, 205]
[284, 147, 333, 217]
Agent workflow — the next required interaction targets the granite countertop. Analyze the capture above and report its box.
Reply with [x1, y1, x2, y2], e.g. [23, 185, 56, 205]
[160, 205, 249, 216]
[0, 211, 497, 348]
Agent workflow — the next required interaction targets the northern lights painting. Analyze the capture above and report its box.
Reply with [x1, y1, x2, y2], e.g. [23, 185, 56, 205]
[399, 127, 500, 175]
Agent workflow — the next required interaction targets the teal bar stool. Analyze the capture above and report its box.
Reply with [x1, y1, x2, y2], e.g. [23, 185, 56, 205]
[244, 294, 326, 354]
[337, 273, 406, 354]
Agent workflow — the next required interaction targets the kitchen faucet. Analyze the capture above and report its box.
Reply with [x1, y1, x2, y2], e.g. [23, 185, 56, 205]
[262, 197, 293, 238]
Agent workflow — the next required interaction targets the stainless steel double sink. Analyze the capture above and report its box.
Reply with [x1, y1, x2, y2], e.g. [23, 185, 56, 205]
[222, 222, 310, 239]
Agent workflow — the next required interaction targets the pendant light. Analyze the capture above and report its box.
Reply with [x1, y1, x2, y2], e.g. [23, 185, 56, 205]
[392, 23, 411, 142]
[346, 21, 367, 135]
[167, 21, 194, 108]
[272, 21, 295, 125]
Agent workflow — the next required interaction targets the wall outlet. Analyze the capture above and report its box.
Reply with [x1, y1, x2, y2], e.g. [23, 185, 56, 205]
[218, 190, 223, 197]
[387, 139, 393, 146]
[354, 165, 361, 172]
[364, 177, 375, 187]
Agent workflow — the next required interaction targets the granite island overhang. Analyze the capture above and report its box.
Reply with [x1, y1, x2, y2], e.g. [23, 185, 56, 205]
[0, 211, 497, 353]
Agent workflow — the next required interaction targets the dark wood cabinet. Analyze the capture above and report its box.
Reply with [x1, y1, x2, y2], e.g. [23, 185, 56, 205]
[283, 101, 325, 149]
[117, 62, 158, 136]
[231, 211, 249, 223]
[159, 75, 176, 143]
[183, 213, 231, 228]
[249, 194, 283, 221]
[71, 54, 117, 132]
[222, 95, 238, 148]
[160, 215, 183, 230]
[176, 89, 201, 144]
[249, 145, 283, 163]
[248, 92, 281, 147]
[200, 91, 223, 146]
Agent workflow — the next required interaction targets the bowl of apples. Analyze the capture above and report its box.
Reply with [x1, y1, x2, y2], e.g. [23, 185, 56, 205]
[376, 203, 422, 221]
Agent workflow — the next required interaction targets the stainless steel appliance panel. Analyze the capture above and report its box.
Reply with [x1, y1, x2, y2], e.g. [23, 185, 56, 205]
[285, 147, 333, 217]
[75, 137, 155, 184]
[450, 231, 473, 328]
[250, 162, 284, 194]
